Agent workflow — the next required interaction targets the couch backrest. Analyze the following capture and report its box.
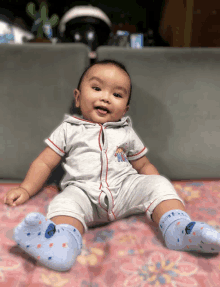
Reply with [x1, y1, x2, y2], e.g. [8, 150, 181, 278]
[96, 47, 220, 180]
[1, 45, 220, 183]
[0, 43, 90, 182]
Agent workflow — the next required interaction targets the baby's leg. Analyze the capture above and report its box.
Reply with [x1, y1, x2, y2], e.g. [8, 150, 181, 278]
[13, 213, 83, 272]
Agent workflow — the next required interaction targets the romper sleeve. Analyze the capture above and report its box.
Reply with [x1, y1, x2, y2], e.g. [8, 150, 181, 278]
[44, 122, 69, 157]
[127, 126, 148, 161]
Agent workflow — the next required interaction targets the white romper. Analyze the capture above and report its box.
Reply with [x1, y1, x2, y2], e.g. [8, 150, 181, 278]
[45, 114, 184, 232]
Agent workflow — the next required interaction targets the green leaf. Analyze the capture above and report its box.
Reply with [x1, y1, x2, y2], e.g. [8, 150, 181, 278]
[26, 2, 36, 18]
[49, 14, 59, 27]
[40, 5, 47, 21]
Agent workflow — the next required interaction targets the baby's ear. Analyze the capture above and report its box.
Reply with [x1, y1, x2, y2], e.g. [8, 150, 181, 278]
[73, 89, 79, 97]
[123, 105, 129, 115]
[74, 89, 80, 107]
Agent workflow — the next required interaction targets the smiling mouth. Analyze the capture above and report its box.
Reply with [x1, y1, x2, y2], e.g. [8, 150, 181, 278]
[95, 106, 109, 113]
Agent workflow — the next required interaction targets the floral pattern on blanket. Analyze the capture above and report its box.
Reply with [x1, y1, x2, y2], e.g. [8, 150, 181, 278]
[0, 180, 220, 287]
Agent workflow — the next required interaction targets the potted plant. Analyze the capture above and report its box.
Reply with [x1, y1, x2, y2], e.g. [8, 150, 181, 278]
[26, 1, 59, 42]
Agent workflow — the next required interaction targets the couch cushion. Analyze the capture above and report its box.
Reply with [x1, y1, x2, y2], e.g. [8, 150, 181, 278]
[1, 43, 90, 181]
[96, 47, 220, 180]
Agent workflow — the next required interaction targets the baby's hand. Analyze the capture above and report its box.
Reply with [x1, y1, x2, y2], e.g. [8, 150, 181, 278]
[4, 187, 30, 207]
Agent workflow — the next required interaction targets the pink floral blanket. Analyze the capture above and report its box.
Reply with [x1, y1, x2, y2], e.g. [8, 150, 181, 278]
[1, 180, 220, 287]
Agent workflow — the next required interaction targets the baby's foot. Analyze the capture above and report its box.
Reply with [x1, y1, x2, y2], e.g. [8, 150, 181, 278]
[13, 212, 82, 271]
[166, 220, 220, 253]
[160, 210, 220, 253]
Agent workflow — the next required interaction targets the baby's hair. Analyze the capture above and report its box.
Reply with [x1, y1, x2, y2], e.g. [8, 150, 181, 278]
[70, 59, 132, 115]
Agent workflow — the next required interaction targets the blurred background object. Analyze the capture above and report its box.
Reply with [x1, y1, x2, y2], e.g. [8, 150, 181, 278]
[159, 0, 220, 47]
[3, 0, 220, 48]
[0, 0, 169, 47]
[0, 7, 34, 43]
[26, 0, 59, 42]
[58, 5, 112, 52]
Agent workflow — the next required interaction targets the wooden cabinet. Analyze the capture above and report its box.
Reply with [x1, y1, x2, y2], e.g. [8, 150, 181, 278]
[192, 0, 220, 46]
[159, 0, 220, 47]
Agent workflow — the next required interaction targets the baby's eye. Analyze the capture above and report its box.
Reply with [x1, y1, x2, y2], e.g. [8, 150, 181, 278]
[92, 87, 122, 98]
[92, 87, 101, 91]
[114, 93, 122, 98]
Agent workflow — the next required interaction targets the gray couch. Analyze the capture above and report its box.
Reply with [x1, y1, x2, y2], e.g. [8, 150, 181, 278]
[1, 43, 220, 186]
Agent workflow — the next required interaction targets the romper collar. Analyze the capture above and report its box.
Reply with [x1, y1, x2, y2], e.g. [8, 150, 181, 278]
[63, 114, 132, 127]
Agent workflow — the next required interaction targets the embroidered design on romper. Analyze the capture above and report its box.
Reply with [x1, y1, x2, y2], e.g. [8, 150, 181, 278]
[115, 147, 129, 162]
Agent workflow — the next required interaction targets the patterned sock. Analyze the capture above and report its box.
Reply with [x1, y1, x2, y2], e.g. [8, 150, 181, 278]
[159, 209, 220, 253]
[13, 212, 83, 271]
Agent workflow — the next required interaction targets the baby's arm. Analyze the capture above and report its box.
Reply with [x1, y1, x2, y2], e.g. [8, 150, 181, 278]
[130, 156, 160, 175]
[20, 146, 62, 197]
[5, 147, 62, 205]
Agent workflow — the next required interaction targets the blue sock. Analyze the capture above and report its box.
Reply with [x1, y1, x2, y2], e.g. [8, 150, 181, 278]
[159, 209, 220, 253]
[13, 212, 83, 271]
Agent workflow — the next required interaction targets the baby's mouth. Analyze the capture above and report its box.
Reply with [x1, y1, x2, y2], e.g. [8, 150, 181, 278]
[95, 106, 109, 114]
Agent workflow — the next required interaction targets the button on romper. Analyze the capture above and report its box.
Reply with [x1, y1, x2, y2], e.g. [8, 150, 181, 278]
[45, 114, 185, 232]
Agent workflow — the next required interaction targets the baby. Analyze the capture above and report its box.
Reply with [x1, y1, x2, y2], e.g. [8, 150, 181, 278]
[4, 59, 220, 272]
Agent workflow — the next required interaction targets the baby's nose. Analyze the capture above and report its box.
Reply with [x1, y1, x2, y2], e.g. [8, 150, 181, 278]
[101, 93, 110, 102]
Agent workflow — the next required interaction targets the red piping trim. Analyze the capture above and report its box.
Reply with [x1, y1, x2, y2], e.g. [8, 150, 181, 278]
[98, 125, 103, 187]
[47, 139, 65, 154]
[145, 199, 158, 215]
[111, 210, 117, 220]
[72, 115, 95, 124]
[97, 124, 116, 220]
[128, 147, 147, 158]
[98, 126, 102, 151]
[105, 148, 109, 187]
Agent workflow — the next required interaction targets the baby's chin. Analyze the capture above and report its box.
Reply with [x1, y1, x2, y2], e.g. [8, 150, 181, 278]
[82, 111, 122, 124]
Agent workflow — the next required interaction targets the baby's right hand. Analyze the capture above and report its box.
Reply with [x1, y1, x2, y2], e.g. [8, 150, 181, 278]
[4, 187, 30, 207]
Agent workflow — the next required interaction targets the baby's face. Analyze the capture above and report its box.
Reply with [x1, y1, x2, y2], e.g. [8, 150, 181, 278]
[74, 64, 130, 124]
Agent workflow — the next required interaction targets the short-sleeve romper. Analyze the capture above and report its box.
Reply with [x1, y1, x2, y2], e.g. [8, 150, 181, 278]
[45, 114, 184, 232]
